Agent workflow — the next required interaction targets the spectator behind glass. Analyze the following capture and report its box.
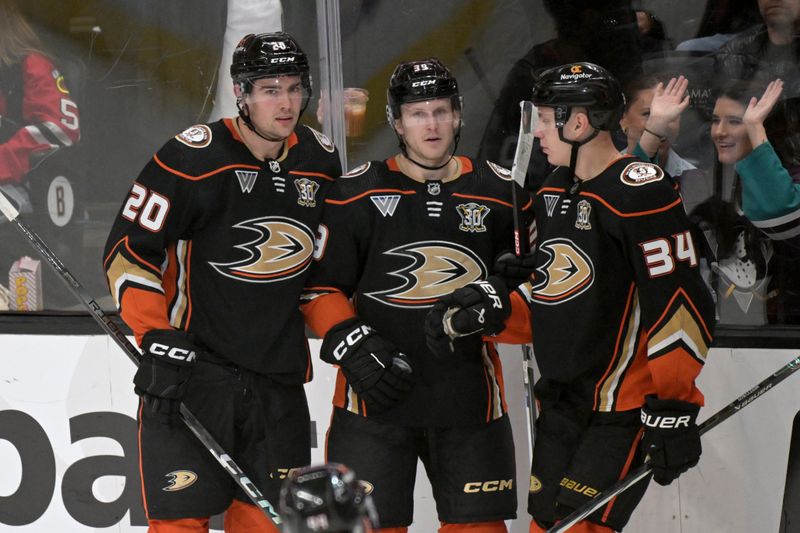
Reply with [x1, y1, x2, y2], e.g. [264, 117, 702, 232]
[677, 0, 762, 52]
[732, 79, 800, 323]
[691, 79, 800, 324]
[0, 0, 79, 209]
[0, 0, 80, 310]
[714, 0, 800, 93]
[635, 9, 674, 57]
[620, 73, 711, 213]
[477, 0, 642, 192]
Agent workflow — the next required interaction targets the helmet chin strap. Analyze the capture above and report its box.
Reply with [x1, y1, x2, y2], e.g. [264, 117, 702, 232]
[558, 122, 599, 195]
[237, 102, 289, 143]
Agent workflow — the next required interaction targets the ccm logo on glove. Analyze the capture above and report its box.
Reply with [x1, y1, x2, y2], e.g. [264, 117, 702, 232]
[641, 412, 692, 429]
[332, 323, 374, 361]
[148, 342, 197, 363]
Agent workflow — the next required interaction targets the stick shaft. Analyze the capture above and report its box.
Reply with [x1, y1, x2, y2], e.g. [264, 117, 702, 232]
[548, 354, 800, 533]
[0, 192, 282, 524]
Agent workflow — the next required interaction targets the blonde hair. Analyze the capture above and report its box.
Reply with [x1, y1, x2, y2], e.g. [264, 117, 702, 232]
[0, 0, 46, 67]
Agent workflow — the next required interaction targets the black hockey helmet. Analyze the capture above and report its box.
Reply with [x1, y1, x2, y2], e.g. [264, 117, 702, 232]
[385, 58, 462, 170]
[230, 32, 312, 136]
[280, 463, 378, 533]
[230, 32, 312, 95]
[531, 62, 624, 131]
[386, 58, 461, 123]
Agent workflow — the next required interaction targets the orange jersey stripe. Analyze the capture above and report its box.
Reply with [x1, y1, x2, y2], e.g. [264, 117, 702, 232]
[601, 426, 644, 523]
[579, 191, 682, 218]
[153, 153, 260, 182]
[325, 188, 416, 205]
[452, 192, 514, 208]
[289, 170, 335, 182]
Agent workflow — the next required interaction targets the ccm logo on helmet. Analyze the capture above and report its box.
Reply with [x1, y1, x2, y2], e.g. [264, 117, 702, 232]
[411, 80, 436, 87]
[640, 412, 692, 429]
[148, 342, 197, 363]
[333, 325, 374, 360]
[270, 57, 296, 64]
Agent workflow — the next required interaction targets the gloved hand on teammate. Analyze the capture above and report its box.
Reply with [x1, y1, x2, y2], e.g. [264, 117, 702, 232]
[321, 318, 414, 414]
[492, 250, 537, 287]
[640, 395, 702, 485]
[424, 276, 511, 357]
[134, 328, 201, 421]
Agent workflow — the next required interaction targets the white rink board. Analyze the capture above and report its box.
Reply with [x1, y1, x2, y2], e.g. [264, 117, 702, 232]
[0, 336, 796, 531]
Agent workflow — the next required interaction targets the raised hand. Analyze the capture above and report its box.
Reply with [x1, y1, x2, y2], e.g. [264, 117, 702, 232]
[647, 76, 691, 134]
[743, 79, 784, 128]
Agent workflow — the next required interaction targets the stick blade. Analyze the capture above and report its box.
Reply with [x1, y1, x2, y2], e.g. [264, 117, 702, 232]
[510, 100, 537, 188]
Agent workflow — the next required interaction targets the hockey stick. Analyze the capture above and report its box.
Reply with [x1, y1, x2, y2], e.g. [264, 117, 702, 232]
[509, 100, 538, 457]
[0, 191, 282, 525]
[548, 353, 800, 533]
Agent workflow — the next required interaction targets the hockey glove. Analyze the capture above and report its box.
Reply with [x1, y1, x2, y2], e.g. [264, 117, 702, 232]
[493, 250, 537, 287]
[320, 318, 414, 415]
[134, 329, 200, 420]
[640, 395, 702, 486]
[424, 276, 511, 357]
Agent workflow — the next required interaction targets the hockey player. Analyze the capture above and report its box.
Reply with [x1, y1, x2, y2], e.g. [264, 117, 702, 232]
[301, 58, 533, 532]
[280, 463, 378, 533]
[426, 62, 715, 532]
[102, 32, 341, 532]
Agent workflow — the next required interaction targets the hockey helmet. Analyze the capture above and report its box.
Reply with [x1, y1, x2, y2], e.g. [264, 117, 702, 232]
[280, 463, 378, 533]
[386, 58, 461, 123]
[230, 32, 312, 98]
[531, 62, 624, 131]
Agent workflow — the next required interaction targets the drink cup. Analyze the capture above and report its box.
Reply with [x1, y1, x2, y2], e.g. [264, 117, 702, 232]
[344, 88, 369, 137]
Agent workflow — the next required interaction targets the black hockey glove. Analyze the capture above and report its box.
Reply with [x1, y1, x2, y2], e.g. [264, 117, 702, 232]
[424, 276, 511, 357]
[134, 329, 200, 420]
[320, 318, 414, 415]
[640, 395, 702, 486]
[493, 250, 537, 287]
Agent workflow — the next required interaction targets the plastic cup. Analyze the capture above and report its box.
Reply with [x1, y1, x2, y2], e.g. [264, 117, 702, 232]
[344, 88, 369, 137]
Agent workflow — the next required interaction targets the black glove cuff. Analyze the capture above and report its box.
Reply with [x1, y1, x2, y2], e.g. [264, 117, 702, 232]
[641, 395, 700, 430]
[320, 317, 372, 365]
[141, 329, 199, 367]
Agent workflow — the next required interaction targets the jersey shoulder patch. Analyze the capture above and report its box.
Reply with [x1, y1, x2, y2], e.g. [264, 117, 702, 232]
[343, 161, 371, 178]
[487, 161, 513, 181]
[305, 126, 336, 153]
[620, 161, 664, 187]
[175, 124, 212, 148]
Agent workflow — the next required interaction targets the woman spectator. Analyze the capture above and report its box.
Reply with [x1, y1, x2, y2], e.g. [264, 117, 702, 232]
[700, 79, 798, 324]
[619, 73, 710, 213]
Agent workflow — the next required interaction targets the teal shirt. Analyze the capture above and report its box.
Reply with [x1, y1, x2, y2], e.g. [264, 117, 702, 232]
[736, 141, 800, 222]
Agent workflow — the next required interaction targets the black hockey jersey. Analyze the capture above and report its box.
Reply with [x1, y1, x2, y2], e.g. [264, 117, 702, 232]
[522, 156, 715, 411]
[302, 156, 534, 426]
[103, 120, 341, 382]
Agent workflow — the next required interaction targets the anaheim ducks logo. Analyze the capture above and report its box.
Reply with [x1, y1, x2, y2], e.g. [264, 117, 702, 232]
[366, 241, 486, 308]
[531, 238, 594, 304]
[209, 216, 315, 282]
[163, 470, 197, 492]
